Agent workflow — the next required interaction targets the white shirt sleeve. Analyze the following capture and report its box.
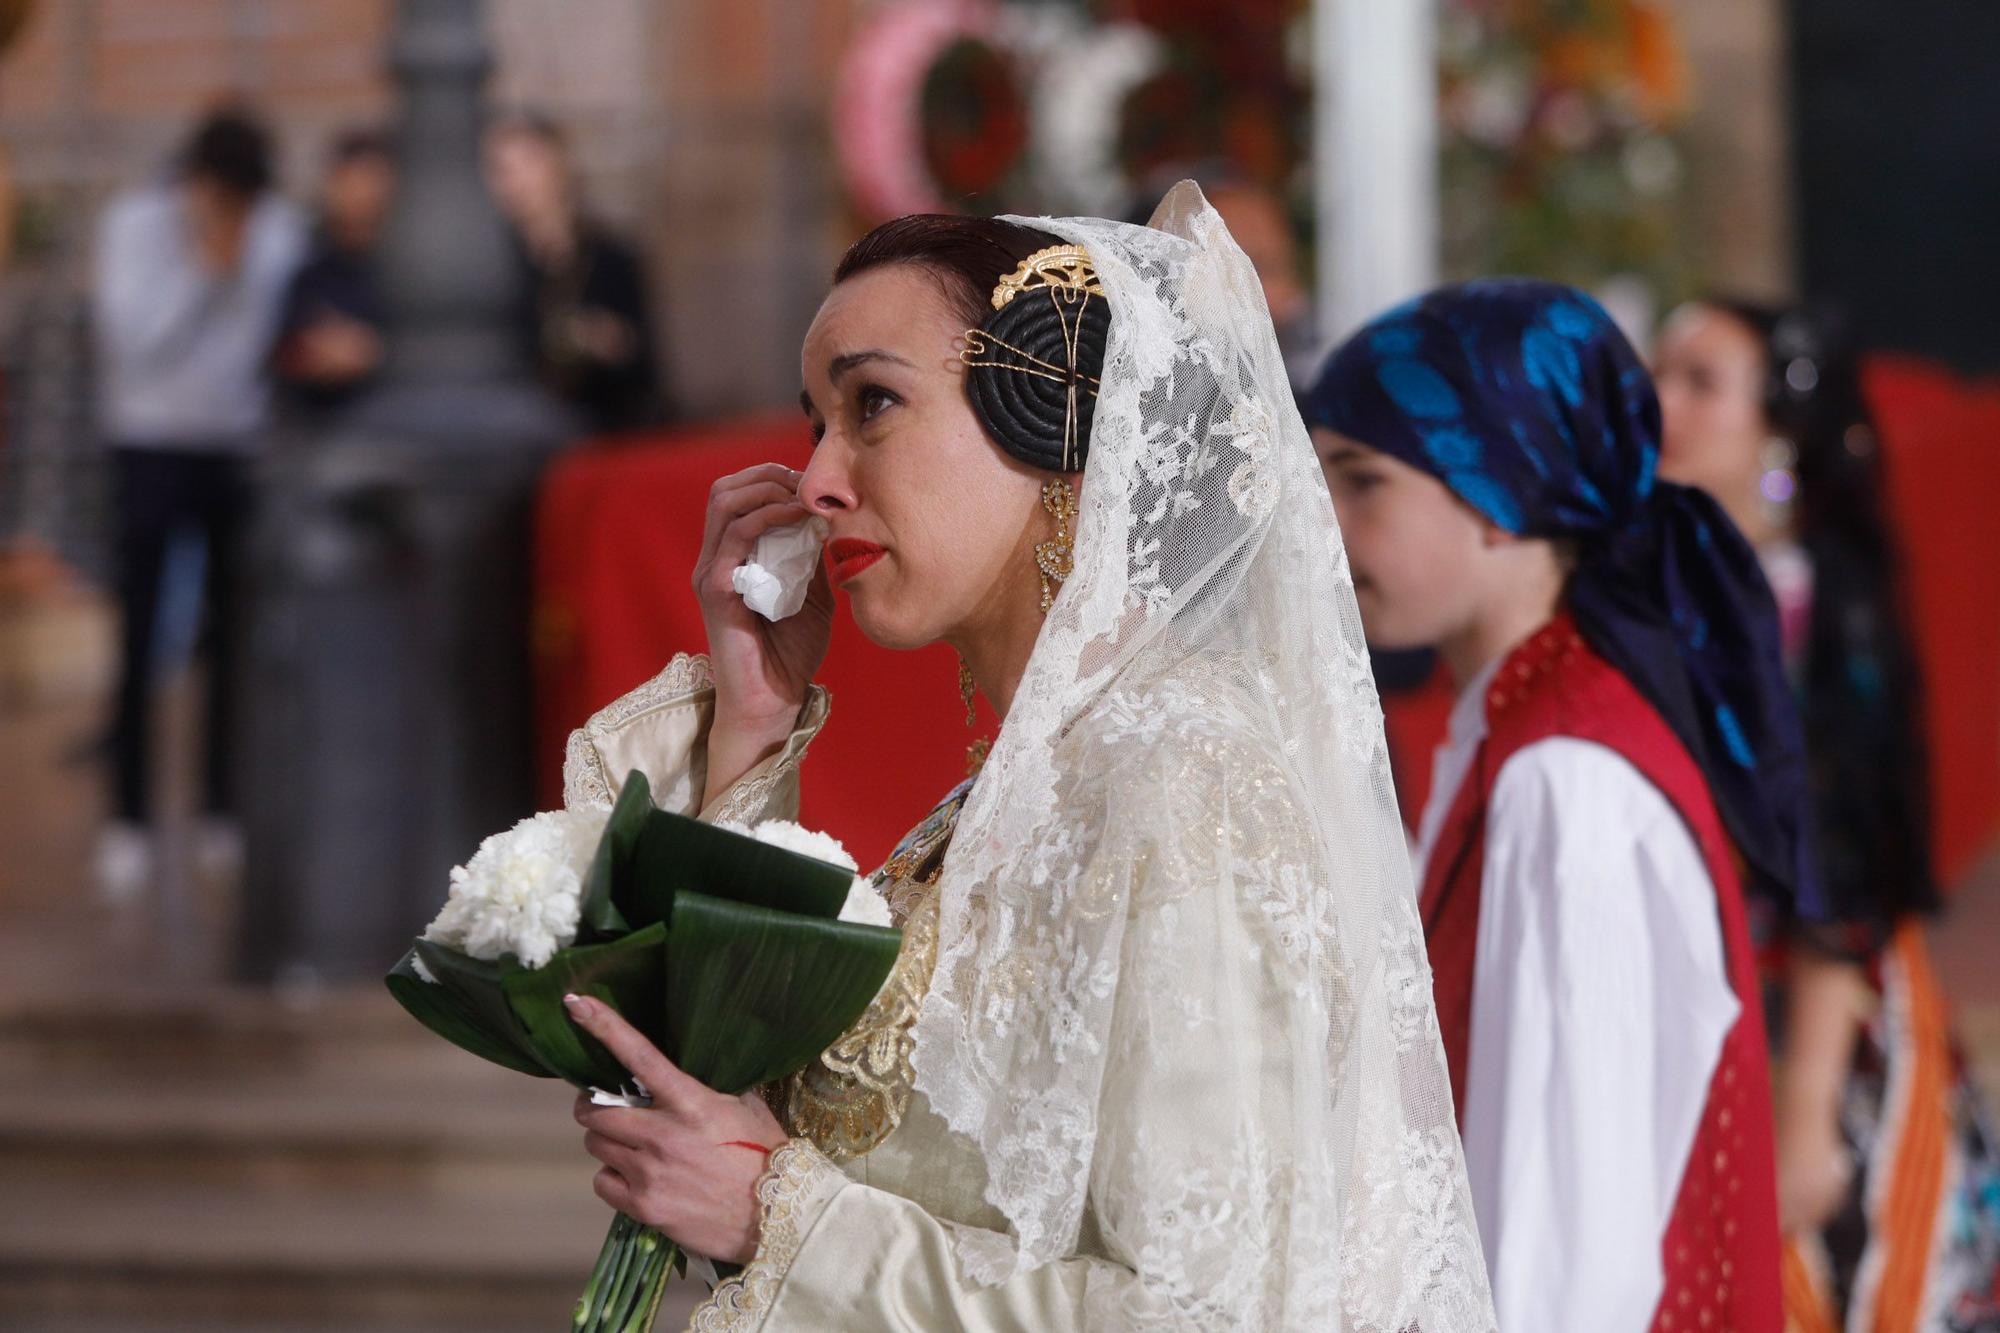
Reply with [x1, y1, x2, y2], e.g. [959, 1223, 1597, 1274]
[94, 192, 214, 373]
[1461, 736, 1740, 1333]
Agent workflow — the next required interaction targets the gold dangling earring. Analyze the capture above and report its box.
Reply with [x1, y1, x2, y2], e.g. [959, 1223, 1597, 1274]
[1034, 478, 1077, 613]
[959, 656, 990, 775]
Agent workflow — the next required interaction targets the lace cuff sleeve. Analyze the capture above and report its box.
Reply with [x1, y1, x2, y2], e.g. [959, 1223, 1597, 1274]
[688, 1140, 849, 1332]
[561, 653, 830, 824]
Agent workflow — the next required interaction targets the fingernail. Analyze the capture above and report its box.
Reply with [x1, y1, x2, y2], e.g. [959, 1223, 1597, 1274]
[563, 993, 588, 1016]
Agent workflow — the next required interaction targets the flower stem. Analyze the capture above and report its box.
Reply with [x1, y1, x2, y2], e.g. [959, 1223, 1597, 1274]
[573, 1211, 631, 1330]
[600, 1224, 645, 1327]
[573, 1213, 678, 1333]
[620, 1238, 673, 1333]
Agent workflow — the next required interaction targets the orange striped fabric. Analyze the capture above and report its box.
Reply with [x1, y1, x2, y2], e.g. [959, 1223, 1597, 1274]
[1865, 922, 1956, 1332]
[1782, 1236, 1840, 1333]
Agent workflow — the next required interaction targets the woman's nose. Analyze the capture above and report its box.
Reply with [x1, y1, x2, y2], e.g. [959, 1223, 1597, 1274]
[798, 444, 856, 515]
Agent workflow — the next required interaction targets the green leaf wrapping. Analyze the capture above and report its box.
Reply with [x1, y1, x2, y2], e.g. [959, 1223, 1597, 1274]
[386, 950, 549, 1077]
[577, 774, 654, 942]
[404, 941, 556, 1077]
[663, 892, 901, 1094]
[502, 923, 669, 1089]
[617, 805, 857, 927]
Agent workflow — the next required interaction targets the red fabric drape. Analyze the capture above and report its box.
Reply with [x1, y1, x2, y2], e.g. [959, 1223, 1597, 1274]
[1863, 357, 2000, 885]
[533, 416, 971, 869]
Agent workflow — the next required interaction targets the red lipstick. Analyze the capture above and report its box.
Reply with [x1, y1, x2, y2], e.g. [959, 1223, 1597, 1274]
[827, 538, 886, 585]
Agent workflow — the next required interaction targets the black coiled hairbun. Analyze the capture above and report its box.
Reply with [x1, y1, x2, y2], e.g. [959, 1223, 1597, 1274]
[960, 246, 1110, 473]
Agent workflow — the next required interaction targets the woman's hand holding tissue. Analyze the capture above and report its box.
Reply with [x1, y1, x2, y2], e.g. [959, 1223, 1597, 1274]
[690, 465, 835, 805]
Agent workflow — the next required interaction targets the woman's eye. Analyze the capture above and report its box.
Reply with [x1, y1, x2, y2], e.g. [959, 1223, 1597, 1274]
[807, 419, 825, 446]
[857, 384, 899, 421]
[1334, 468, 1382, 494]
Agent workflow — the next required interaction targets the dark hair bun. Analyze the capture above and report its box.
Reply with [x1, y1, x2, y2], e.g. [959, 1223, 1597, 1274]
[962, 271, 1110, 473]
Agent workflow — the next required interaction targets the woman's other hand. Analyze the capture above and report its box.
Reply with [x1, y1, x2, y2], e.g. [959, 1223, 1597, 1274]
[565, 994, 789, 1264]
[1773, 948, 1869, 1236]
[690, 463, 835, 806]
[1776, 1110, 1854, 1236]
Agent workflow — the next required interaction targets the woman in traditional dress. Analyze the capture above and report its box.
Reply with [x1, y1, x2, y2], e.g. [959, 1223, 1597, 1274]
[552, 185, 1497, 1330]
[1653, 299, 2000, 1332]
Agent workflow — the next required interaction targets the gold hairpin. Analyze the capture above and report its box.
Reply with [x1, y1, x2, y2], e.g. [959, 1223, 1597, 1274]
[986, 244, 1104, 310]
[959, 330, 1101, 389]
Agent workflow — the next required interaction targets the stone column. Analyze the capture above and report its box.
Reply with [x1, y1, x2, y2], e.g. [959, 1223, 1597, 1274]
[237, 0, 576, 984]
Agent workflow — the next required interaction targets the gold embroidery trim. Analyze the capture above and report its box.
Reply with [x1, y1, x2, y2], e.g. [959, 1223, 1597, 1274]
[776, 780, 964, 1161]
[705, 687, 831, 826]
[563, 653, 713, 810]
[560, 650, 830, 825]
[686, 1139, 842, 1331]
[782, 885, 940, 1159]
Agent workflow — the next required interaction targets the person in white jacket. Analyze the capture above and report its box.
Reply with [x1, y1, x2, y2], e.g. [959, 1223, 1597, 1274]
[92, 105, 306, 899]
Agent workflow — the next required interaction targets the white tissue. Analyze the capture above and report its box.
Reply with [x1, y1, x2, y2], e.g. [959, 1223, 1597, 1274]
[731, 516, 828, 621]
[588, 1078, 652, 1108]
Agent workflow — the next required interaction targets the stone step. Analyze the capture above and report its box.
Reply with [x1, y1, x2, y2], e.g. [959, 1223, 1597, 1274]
[0, 985, 592, 1191]
[0, 984, 439, 1073]
[0, 1284, 704, 1333]
[0, 1158, 704, 1330]
[0, 984, 718, 1329]
[0, 1055, 585, 1168]
[2, 1156, 606, 1281]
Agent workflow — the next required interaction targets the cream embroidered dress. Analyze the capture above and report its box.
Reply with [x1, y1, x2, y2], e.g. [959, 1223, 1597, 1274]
[565, 656, 1056, 1328]
[561, 186, 1496, 1332]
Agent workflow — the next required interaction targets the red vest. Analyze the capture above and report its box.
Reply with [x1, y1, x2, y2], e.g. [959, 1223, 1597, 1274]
[1419, 615, 1783, 1332]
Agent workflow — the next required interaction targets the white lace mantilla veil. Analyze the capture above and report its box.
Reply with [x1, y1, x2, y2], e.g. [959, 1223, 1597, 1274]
[906, 182, 1496, 1329]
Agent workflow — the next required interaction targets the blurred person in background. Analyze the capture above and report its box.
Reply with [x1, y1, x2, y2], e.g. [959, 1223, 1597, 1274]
[91, 105, 306, 899]
[1204, 180, 1317, 393]
[270, 127, 393, 414]
[1128, 168, 1319, 394]
[1655, 300, 2000, 1331]
[483, 109, 663, 433]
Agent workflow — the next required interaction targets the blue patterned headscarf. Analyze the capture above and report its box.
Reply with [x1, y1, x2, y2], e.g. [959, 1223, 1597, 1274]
[1305, 279, 1823, 922]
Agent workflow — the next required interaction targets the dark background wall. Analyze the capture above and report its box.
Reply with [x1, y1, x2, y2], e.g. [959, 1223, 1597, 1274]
[1791, 0, 2000, 373]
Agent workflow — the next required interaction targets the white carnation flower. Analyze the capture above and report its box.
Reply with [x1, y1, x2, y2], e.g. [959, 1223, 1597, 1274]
[718, 818, 859, 871]
[717, 817, 887, 926]
[424, 808, 605, 969]
[838, 876, 893, 928]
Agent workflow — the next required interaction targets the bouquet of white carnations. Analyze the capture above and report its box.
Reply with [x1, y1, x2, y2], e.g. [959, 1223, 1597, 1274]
[386, 770, 897, 1332]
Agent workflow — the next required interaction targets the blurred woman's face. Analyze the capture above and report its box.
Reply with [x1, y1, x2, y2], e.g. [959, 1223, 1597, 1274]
[1652, 303, 1770, 518]
[483, 127, 568, 226]
[797, 264, 1051, 653]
